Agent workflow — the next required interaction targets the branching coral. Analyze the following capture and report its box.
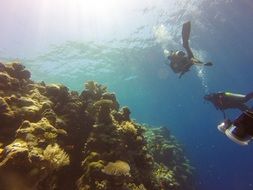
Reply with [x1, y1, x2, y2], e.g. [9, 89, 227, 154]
[84, 81, 107, 96]
[123, 183, 147, 190]
[144, 127, 195, 190]
[154, 163, 179, 189]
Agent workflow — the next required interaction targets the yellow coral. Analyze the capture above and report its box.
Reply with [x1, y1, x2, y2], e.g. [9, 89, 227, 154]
[124, 183, 147, 190]
[154, 164, 179, 188]
[43, 143, 70, 170]
[120, 121, 137, 135]
[84, 81, 107, 94]
[102, 160, 130, 176]
[44, 132, 57, 140]
[95, 180, 107, 190]
[16, 96, 44, 118]
[93, 99, 113, 108]
[85, 81, 96, 92]
[0, 97, 14, 118]
[0, 148, 4, 158]
[16, 118, 60, 143]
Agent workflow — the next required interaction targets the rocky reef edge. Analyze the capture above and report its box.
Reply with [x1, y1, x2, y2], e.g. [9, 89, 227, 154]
[0, 62, 195, 190]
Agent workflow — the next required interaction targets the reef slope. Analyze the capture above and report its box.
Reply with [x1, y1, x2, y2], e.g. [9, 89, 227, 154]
[0, 62, 195, 190]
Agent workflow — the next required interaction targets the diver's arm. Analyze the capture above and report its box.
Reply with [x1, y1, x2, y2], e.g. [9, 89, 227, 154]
[221, 110, 226, 119]
[178, 62, 192, 78]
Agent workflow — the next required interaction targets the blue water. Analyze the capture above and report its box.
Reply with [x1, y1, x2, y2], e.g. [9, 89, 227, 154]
[1, 0, 253, 189]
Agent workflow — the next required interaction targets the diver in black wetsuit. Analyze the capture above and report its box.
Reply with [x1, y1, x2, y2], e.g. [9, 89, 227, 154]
[205, 92, 253, 145]
[204, 91, 253, 117]
[166, 21, 212, 78]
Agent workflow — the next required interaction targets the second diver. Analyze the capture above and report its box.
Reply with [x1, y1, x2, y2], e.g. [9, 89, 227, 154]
[165, 21, 213, 78]
[204, 91, 253, 118]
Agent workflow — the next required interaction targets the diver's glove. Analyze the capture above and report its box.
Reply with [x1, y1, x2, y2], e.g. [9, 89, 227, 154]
[204, 62, 213, 66]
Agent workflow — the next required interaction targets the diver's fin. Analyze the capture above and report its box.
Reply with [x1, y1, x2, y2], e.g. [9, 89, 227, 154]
[182, 21, 191, 49]
[204, 62, 213, 66]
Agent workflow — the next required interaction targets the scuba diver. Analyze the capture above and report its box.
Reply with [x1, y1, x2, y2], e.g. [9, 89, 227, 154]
[166, 21, 212, 78]
[205, 92, 253, 145]
[204, 91, 253, 117]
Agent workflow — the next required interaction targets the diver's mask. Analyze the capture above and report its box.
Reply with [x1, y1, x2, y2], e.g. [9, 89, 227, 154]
[217, 111, 253, 145]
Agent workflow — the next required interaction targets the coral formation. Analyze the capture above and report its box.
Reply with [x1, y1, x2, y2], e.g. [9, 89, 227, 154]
[0, 62, 195, 190]
[102, 160, 131, 176]
[144, 126, 195, 190]
[43, 143, 70, 170]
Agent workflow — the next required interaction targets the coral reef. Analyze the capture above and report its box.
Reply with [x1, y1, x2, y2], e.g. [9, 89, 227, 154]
[0, 62, 195, 190]
[144, 126, 195, 190]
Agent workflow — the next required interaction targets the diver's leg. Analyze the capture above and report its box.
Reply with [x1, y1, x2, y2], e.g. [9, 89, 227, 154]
[245, 92, 253, 102]
[182, 21, 194, 59]
[185, 46, 194, 60]
[182, 21, 191, 48]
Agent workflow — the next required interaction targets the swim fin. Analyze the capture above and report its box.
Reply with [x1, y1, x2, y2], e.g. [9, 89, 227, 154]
[204, 62, 213, 66]
[182, 21, 191, 49]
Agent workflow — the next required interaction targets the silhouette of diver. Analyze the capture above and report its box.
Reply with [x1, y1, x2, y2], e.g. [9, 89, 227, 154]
[166, 21, 212, 78]
[204, 92, 253, 118]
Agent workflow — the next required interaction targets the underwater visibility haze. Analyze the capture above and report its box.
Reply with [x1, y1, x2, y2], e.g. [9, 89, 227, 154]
[1, 0, 253, 189]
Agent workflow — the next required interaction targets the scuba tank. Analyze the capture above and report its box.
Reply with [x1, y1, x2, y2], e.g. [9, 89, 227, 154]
[223, 92, 246, 103]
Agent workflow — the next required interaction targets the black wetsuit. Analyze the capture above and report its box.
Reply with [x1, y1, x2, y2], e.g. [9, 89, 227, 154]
[169, 56, 189, 74]
[175, 21, 194, 77]
[168, 21, 211, 78]
[205, 92, 253, 111]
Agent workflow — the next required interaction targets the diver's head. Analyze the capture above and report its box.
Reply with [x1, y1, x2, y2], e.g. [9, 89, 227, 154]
[204, 94, 214, 101]
[168, 50, 186, 61]
[217, 111, 253, 145]
[175, 50, 186, 57]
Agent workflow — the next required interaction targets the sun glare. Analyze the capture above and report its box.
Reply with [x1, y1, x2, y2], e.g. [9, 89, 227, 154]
[77, 0, 118, 18]
[31, 0, 131, 41]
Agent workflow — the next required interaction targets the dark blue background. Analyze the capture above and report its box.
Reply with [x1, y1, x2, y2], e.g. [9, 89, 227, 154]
[112, 1, 253, 189]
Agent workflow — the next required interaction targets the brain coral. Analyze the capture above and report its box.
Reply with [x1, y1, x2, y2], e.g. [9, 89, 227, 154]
[102, 160, 130, 177]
